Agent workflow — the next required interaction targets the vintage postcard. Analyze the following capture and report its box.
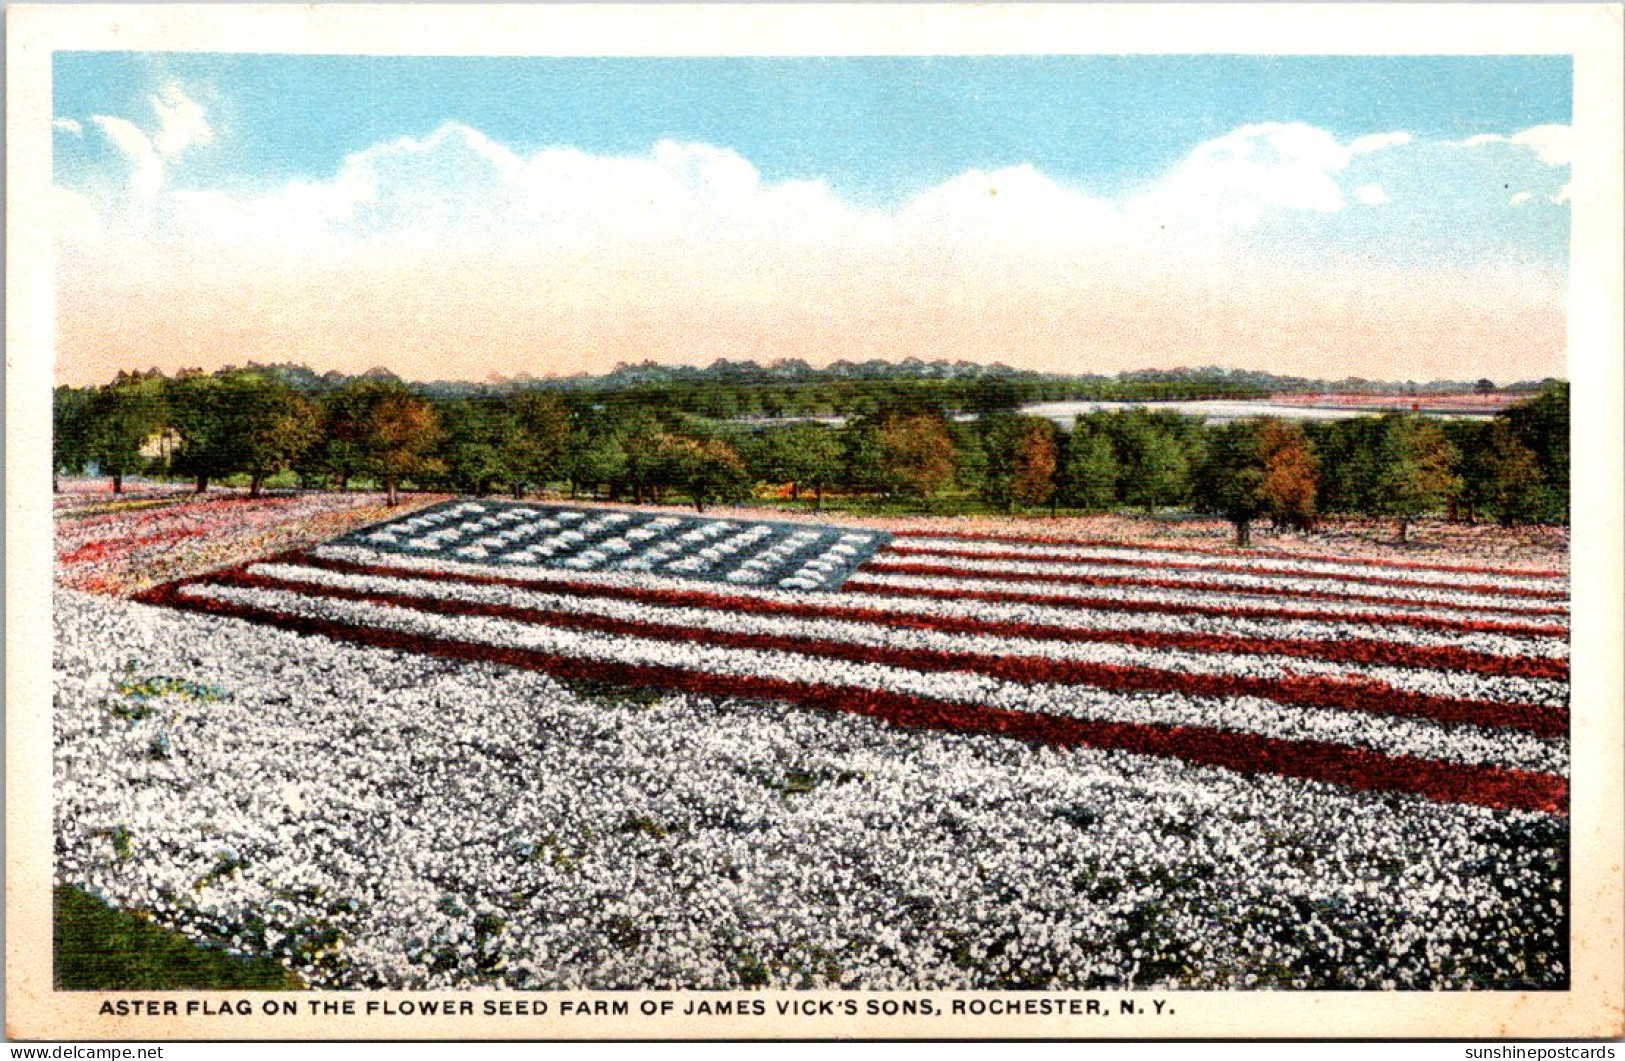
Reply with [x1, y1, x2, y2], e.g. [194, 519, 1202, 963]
[7, 2, 1623, 1042]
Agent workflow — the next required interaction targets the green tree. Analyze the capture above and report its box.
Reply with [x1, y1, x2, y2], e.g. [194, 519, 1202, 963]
[697, 387, 742, 421]
[86, 373, 167, 495]
[561, 431, 627, 500]
[166, 372, 229, 493]
[758, 388, 788, 419]
[948, 421, 988, 499]
[214, 371, 321, 497]
[438, 399, 518, 497]
[1122, 428, 1189, 515]
[1305, 418, 1389, 516]
[1059, 430, 1120, 512]
[759, 422, 844, 509]
[616, 411, 670, 504]
[840, 417, 892, 497]
[747, 427, 802, 497]
[978, 414, 1021, 511]
[1501, 382, 1568, 523]
[52, 386, 96, 492]
[668, 435, 752, 512]
[1376, 415, 1460, 543]
[1096, 409, 1195, 514]
[967, 377, 1023, 416]
[1192, 420, 1267, 546]
[1482, 420, 1549, 527]
[504, 392, 572, 499]
[166, 371, 316, 496]
[1443, 420, 1495, 524]
[304, 381, 384, 491]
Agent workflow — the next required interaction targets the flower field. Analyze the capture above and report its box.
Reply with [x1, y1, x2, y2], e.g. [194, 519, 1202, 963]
[55, 498, 1569, 990]
[54, 486, 445, 595]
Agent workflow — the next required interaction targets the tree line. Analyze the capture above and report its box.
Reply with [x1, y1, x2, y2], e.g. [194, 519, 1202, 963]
[53, 368, 1567, 541]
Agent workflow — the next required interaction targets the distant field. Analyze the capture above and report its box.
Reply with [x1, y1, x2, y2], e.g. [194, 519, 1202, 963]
[1267, 392, 1530, 415]
[1021, 394, 1516, 426]
[54, 488, 1568, 990]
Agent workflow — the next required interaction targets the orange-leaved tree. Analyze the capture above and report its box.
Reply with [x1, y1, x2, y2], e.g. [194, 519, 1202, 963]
[1010, 416, 1059, 512]
[981, 414, 1059, 512]
[1258, 419, 1319, 532]
[877, 410, 958, 502]
[359, 382, 444, 506]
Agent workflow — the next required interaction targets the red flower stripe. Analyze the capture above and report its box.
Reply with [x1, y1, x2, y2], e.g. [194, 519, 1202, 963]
[56, 524, 209, 565]
[859, 560, 1570, 618]
[173, 566, 1567, 738]
[133, 578, 1569, 815]
[881, 544, 1567, 600]
[289, 551, 1565, 681]
[845, 580, 1569, 640]
[892, 528, 1568, 580]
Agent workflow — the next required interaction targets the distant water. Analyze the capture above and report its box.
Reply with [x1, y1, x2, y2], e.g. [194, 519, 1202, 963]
[729, 399, 1495, 430]
[1018, 399, 1496, 427]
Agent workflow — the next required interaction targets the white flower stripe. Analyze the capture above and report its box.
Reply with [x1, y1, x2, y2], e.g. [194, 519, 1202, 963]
[846, 572, 1568, 629]
[889, 538, 1570, 594]
[244, 561, 1567, 708]
[897, 526, 1566, 580]
[860, 555, 1565, 614]
[308, 544, 1569, 659]
[173, 582, 1566, 776]
[819, 592, 1566, 660]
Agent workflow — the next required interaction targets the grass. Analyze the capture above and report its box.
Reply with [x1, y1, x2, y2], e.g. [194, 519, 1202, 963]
[54, 884, 303, 990]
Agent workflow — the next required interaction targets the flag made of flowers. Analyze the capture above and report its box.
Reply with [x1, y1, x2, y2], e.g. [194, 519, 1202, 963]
[137, 502, 1569, 816]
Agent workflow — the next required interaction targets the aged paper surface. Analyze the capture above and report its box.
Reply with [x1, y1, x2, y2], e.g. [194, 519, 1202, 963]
[8, 2, 1623, 1041]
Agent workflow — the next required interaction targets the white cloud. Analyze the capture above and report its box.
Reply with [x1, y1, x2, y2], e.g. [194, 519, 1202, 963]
[1349, 131, 1412, 156]
[1353, 183, 1390, 206]
[1131, 122, 1354, 239]
[75, 117, 1387, 264]
[149, 82, 213, 158]
[1511, 125, 1571, 167]
[1551, 183, 1571, 206]
[56, 117, 1570, 289]
[60, 80, 216, 227]
[150, 122, 884, 255]
[899, 164, 1120, 252]
[1458, 124, 1572, 167]
[69, 81, 213, 215]
[1509, 191, 1533, 206]
[88, 114, 163, 201]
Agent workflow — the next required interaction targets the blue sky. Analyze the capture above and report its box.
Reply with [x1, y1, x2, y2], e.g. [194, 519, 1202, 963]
[51, 53, 1574, 385]
[55, 53, 1571, 205]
